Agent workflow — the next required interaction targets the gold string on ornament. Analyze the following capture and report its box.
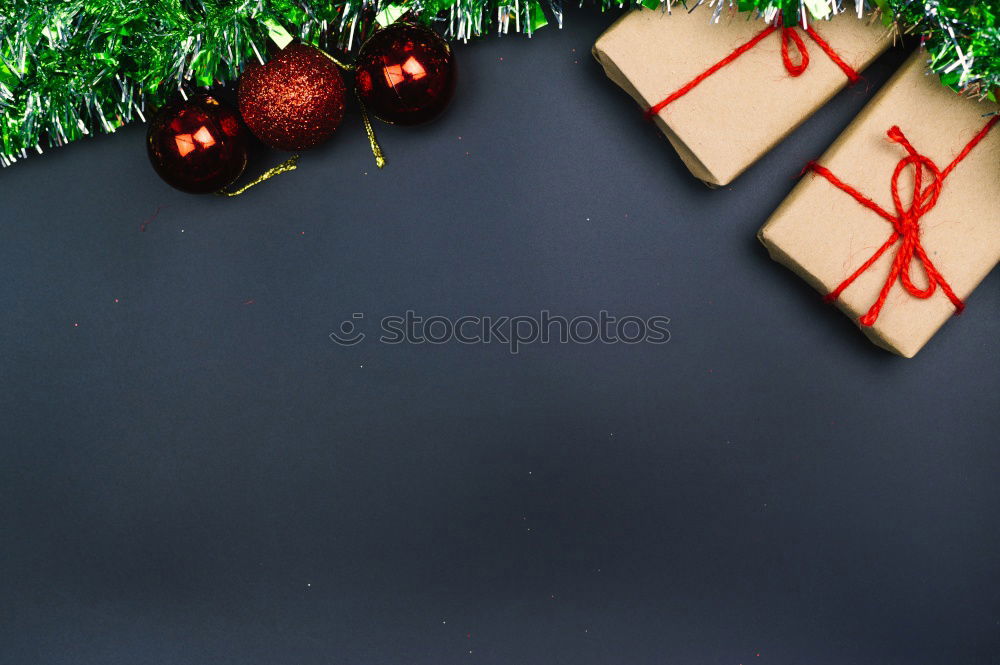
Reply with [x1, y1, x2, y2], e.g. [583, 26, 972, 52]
[357, 90, 387, 169]
[319, 50, 387, 169]
[217, 154, 301, 197]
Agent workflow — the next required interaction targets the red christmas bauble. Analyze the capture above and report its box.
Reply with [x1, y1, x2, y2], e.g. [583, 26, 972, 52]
[355, 23, 456, 126]
[238, 43, 347, 151]
[146, 94, 249, 194]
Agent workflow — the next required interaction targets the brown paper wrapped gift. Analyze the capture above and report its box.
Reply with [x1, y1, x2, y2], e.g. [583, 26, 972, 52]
[592, 8, 893, 186]
[758, 51, 1000, 358]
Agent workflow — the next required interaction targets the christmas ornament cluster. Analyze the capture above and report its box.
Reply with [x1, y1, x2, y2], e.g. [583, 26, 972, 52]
[1, 1, 997, 167]
[146, 23, 456, 193]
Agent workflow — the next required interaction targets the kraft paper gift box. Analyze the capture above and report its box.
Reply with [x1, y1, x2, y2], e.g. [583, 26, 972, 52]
[592, 8, 893, 186]
[758, 51, 1000, 358]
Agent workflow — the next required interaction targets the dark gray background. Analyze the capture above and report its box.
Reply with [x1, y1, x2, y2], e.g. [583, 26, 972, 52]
[1, 8, 998, 664]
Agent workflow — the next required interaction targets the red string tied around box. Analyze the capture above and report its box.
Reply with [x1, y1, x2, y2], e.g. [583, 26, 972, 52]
[644, 21, 861, 120]
[805, 115, 1000, 326]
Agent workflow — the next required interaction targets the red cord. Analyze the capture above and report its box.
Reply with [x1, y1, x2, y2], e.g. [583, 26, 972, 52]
[803, 25, 862, 84]
[780, 26, 809, 76]
[808, 115, 999, 326]
[644, 23, 860, 120]
[645, 26, 777, 119]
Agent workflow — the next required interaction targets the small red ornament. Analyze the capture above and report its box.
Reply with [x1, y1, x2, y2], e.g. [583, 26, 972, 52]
[146, 94, 249, 194]
[355, 23, 456, 126]
[238, 43, 347, 151]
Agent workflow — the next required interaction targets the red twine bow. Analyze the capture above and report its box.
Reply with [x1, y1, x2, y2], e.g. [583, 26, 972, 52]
[807, 116, 999, 326]
[644, 23, 860, 119]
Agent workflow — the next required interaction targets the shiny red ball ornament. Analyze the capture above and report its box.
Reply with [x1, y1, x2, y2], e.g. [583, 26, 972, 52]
[355, 23, 456, 125]
[146, 94, 248, 194]
[238, 43, 347, 151]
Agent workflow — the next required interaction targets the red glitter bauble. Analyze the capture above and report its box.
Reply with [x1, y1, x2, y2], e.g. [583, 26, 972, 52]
[238, 43, 347, 151]
[355, 23, 456, 126]
[146, 94, 248, 194]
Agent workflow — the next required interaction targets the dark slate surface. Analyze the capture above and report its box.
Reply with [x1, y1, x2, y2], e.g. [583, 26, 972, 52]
[1, 9, 997, 665]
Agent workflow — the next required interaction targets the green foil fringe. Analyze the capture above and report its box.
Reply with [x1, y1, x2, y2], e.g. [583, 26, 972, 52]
[0, 0, 997, 165]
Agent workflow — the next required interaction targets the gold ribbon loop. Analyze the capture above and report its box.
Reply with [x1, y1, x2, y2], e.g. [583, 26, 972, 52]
[357, 91, 387, 169]
[217, 155, 300, 197]
[319, 48, 387, 169]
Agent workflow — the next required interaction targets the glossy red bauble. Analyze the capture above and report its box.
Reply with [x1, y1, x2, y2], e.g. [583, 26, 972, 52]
[355, 23, 456, 126]
[238, 43, 347, 151]
[146, 94, 249, 194]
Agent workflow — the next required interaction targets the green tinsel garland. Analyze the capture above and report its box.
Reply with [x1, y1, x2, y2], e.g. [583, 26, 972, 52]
[880, 0, 999, 96]
[0, 0, 997, 165]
